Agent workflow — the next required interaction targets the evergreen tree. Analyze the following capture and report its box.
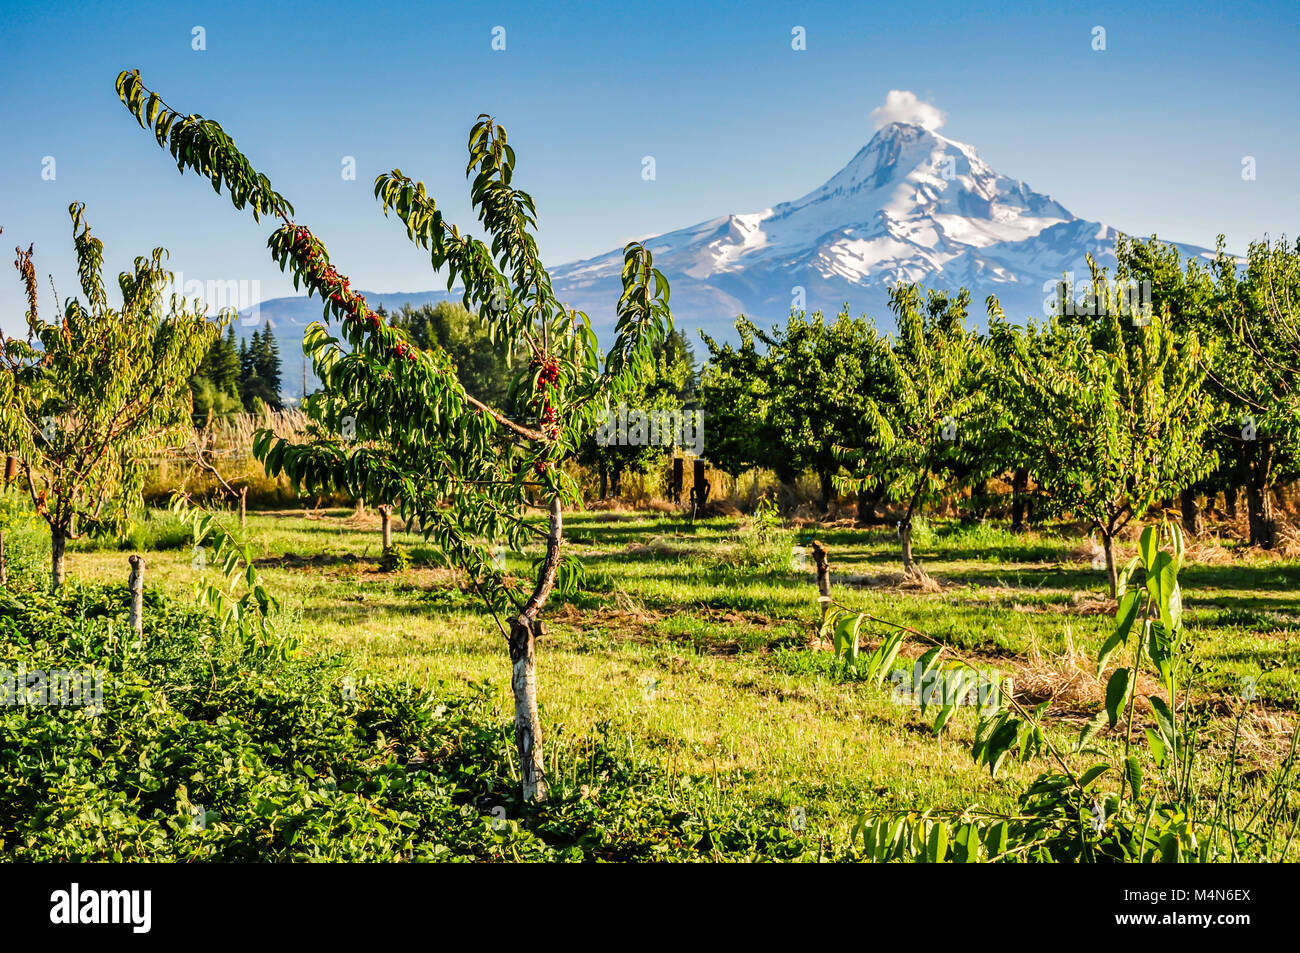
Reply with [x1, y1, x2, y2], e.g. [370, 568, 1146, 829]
[235, 325, 283, 411]
[256, 319, 283, 406]
[216, 326, 240, 394]
[189, 321, 243, 418]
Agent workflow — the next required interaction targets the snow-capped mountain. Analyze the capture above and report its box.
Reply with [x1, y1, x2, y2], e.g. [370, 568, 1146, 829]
[550, 120, 1215, 338]
[248, 121, 1215, 345]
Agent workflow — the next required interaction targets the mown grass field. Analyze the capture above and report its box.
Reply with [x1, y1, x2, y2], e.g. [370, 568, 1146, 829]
[57, 504, 1299, 849]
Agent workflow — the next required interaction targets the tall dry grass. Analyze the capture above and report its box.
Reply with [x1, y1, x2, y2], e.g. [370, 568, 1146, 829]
[144, 408, 335, 507]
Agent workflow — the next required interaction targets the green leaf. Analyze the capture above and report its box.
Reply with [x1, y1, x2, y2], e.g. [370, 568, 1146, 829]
[1104, 668, 1133, 728]
[832, 613, 863, 665]
[1159, 831, 1182, 863]
[1078, 763, 1110, 788]
[1076, 710, 1108, 752]
[1138, 525, 1158, 573]
[871, 629, 905, 686]
[932, 703, 957, 735]
[1145, 728, 1167, 767]
[1124, 756, 1143, 800]
[926, 822, 948, 863]
[1097, 588, 1141, 675]
[985, 820, 1009, 860]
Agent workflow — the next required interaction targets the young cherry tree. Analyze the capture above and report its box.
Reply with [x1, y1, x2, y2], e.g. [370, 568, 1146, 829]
[989, 260, 1214, 597]
[116, 70, 671, 801]
[1, 205, 216, 588]
[1208, 236, 1300, 548]
[836, 285, 985, 577]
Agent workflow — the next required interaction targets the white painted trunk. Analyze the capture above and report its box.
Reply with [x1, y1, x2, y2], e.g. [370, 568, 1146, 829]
[511, 632, 547, 802]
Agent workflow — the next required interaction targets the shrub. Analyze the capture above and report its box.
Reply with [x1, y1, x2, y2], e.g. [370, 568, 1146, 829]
[0, 581, 822, 862]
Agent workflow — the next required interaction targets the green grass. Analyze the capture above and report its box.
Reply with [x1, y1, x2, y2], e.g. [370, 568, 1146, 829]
[52, 505, 1300, 847]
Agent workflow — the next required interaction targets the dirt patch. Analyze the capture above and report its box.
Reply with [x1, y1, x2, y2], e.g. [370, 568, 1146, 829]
[838, 570, 945, 593]
[551, 600, 661, 633]
[623, 538, 698, 559]
[256, 552, 366, 571]
[953, 587, 1115, 616]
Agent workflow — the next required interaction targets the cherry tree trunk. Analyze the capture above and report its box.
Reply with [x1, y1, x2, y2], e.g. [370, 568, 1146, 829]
[819, 470, 835, 512]
[811, 539, 831, 624]
[1102, 531, 1118, 599]
[509, 616, 547, 801]
[128, 554, 145, 636]
[1246, 441, 1276, 549]
[1011, 467, 1029, 532]
[51, 528, 66, 590]
[509, 496, 562, 802]
[900, 520, 915, 574]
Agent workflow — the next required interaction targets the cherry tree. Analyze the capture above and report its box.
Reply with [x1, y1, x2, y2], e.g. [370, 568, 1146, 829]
[116, 70, 671, 801]
[1, 206, 216, 588]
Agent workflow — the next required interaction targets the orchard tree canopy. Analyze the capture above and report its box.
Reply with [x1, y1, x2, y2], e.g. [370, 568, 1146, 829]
[836, 285, 985, 575]
[990, 260, 1215, 596]
[700, 311, 887, 511]
[1208, 236, 1300, 547]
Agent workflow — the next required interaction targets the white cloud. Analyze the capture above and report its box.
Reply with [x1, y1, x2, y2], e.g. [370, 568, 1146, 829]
[869, 90, 946, 131]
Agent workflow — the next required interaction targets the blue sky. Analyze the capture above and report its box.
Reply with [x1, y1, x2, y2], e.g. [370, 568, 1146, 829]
[1, 0, 1297, 332]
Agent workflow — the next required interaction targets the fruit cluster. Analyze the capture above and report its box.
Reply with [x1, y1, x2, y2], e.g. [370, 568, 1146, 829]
[534, 356, 560, 387]
[539, 401, 559, 437]
[283, 225, 416, 362]
[530, 355, 562, 440]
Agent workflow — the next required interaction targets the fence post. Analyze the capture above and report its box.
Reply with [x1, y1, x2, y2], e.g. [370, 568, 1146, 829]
[689, 459, 710, 520]
[812, 540, 831, 625]
[128, 554, 145, 637]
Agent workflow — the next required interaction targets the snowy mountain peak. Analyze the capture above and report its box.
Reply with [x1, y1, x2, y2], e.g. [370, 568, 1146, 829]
[818, 121, 962, 193]
[546, 120, 1210, 338]
[250, 120, 1214, 346]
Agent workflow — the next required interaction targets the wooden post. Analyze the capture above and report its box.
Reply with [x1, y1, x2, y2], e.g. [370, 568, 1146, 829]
[380, 504, 393, 550]
[238, 486, 248, 531]
[689, 459, 711, 519]
[128, 554, 145, 637]
[3, 455, 15, 487]
[811, 540, 831, 624]
[670, 458, 683, 504]
[1180, 487, 1202, 537]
